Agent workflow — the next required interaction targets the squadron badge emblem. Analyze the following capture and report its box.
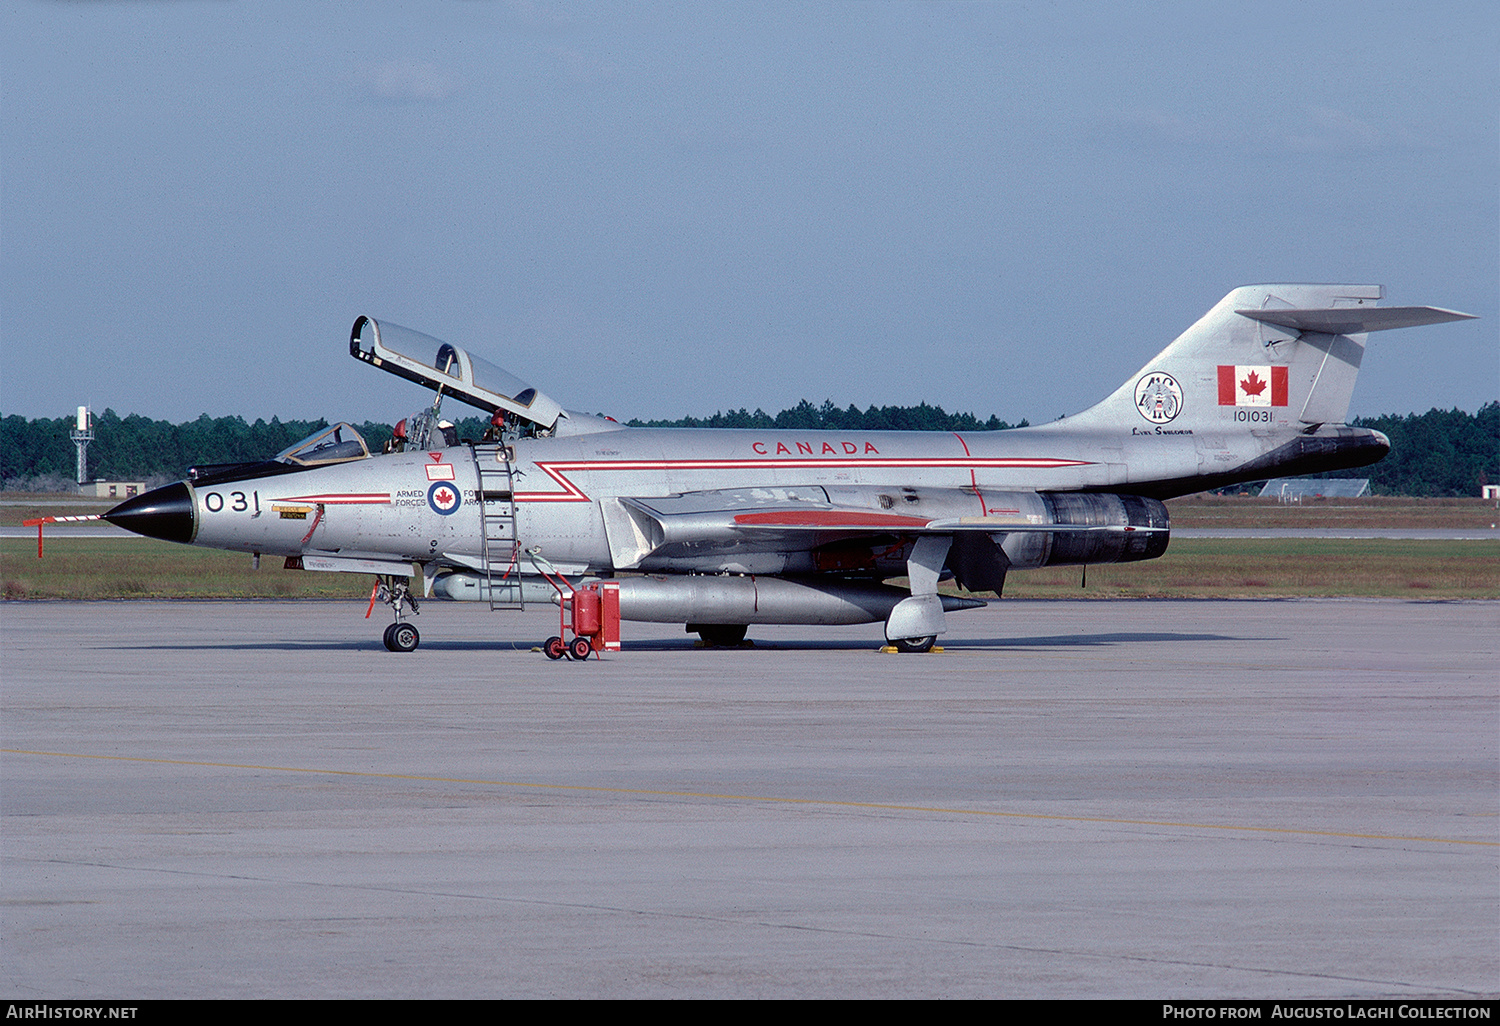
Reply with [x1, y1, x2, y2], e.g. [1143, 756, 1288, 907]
[1134, 371, 1183, 424]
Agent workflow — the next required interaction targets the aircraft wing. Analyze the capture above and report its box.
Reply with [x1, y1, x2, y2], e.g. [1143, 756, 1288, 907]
[615, 486, 1161, 550]
[607, 486, 1164, 597]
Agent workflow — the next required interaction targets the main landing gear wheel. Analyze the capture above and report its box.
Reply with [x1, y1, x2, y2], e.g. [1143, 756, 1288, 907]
[384, 622, 420, 652]
[544, 636, 567, 660]
[890, 634, 936, 654]
[568, 636, 594, 661]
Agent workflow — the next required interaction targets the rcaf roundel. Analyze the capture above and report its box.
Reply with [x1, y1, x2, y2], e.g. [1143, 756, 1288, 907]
[1218, 365, 1288, 407]
[427, 481, 462, 515]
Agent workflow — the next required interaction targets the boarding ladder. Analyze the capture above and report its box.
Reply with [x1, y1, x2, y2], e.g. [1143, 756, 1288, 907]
[473, 443, 524, 610]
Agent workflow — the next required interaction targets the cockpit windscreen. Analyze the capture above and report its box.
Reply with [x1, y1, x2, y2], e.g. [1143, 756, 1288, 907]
[276, 423, 371, 466]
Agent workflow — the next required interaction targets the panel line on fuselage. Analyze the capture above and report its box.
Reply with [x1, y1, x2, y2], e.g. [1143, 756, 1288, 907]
[950, 433, 990, 519]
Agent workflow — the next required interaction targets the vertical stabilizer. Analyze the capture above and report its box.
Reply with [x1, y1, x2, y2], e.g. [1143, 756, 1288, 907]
[1064, 284, 1395, 434]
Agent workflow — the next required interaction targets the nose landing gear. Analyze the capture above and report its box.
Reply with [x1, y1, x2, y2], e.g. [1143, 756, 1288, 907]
[371, 575, 420, 652]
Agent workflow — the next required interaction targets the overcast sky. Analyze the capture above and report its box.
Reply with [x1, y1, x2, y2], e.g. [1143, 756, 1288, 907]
[3, 0, 1496, 428]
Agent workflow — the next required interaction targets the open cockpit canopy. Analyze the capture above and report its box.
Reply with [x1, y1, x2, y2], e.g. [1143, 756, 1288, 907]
[350, 316, 565, 431]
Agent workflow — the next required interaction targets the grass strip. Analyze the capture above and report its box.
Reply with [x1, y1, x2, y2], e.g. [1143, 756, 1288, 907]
[4, 538, 1496, 601]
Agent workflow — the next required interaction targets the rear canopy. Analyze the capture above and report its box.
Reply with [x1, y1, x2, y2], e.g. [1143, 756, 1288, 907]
[350, 316, 565, 431]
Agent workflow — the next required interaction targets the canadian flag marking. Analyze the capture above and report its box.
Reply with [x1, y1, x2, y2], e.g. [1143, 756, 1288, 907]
[1218, 365, 1288, 407]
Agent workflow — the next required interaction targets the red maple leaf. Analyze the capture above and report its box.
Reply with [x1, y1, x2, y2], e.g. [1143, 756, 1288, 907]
[1240, 370, 1267, 397]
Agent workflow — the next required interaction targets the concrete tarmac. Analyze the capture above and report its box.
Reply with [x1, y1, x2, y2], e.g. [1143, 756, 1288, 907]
[7, 525, 1498, 539]
[2, 599, 1496, 999]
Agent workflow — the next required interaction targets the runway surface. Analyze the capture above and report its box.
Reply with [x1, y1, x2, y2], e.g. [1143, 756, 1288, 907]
[7, 525, 1498, 539]
[2, 599, 1496, 999]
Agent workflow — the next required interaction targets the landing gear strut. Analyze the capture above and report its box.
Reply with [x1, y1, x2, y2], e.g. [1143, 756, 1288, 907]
[373, 575, 420, 652]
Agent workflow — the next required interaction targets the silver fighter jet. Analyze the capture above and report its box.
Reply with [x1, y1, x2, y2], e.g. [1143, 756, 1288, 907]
[103, 284, 1474, 654]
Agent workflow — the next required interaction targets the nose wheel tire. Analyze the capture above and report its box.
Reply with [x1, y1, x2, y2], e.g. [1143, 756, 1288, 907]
[568, 636, 594, 661]
[544, 636, 567, 660]
[384, 622, 420, 652]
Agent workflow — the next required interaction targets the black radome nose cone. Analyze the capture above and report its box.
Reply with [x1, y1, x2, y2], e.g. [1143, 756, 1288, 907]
[104, 481, 196, 544]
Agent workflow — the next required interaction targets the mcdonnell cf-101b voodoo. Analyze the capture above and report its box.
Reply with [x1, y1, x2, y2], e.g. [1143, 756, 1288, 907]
[97, 284, 1473, 655]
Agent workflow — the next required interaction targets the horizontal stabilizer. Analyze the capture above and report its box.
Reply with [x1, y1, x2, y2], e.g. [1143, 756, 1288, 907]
[1235, 306, 1476, 335]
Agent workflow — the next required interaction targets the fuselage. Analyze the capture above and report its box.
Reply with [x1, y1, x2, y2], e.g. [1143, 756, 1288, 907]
[106, 417, 1387, 577]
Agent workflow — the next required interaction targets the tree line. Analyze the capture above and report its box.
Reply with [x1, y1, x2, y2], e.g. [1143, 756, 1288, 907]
[1, 402, 1494, 497]
[0, 411, 387, 489]
[1335, 403, 1498, 497]
[624, 398, 1029, 434]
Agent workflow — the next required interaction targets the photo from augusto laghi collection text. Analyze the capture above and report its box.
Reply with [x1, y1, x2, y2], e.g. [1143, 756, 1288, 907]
[1162, 1005, 1493, 1020]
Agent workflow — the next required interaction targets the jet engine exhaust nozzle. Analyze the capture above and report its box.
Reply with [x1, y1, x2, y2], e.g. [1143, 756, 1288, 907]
[104, 481, 196, 544]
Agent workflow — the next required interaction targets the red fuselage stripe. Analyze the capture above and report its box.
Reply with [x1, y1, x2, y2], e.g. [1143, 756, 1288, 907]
[274, 494, 392, 504]
[514, 456, 1092, 503]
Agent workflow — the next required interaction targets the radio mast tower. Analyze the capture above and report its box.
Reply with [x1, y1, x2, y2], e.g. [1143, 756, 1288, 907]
[70, 406, 94, 485]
